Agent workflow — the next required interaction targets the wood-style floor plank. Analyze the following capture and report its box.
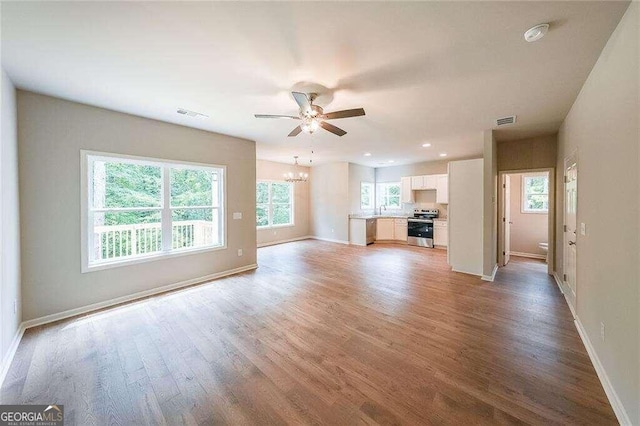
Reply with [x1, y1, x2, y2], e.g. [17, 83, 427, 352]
[0, 242, 617, 425]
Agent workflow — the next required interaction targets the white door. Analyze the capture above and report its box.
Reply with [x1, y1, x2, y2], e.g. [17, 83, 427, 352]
[500, 175, 511, 265]
[564, 161, 578, 298]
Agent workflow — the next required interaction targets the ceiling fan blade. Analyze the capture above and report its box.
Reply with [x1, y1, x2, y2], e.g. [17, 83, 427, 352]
[319, 121, 347, 137]
[322, 108, 366, 120]
[288, 126, 303, 137]
[291, 92, 311, 113]
[254, 114, 300, 120]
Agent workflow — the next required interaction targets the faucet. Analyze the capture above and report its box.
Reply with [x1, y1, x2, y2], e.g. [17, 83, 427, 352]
[378, 205, 387, 216]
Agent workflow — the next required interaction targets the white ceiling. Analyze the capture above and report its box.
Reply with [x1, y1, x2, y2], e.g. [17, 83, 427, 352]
[1, 1, 629, 167]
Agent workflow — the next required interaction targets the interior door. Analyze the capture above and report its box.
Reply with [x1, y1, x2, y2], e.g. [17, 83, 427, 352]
[565, 161, 578, 297]
[500, 174, 511, 266]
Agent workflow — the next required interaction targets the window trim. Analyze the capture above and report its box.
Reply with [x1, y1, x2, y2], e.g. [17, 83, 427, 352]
[360, 181, 375, 210]
[256, 179, 295, 229]
[80, 150, 227, 273]
[376, 182, 402, 209]
[521, 173, 549, 214]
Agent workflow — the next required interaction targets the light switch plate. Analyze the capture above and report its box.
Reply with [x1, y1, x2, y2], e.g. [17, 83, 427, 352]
[233, 212, 242, 220]
[580, 222, 586, 236]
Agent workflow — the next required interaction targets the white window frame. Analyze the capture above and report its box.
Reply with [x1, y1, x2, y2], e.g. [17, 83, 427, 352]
[521, 173, 549, 214]
[81, 150, 226, 273]
[256, 180, 294, 229]
[376, 182, 402, 209]
[360, 182, 375, 210]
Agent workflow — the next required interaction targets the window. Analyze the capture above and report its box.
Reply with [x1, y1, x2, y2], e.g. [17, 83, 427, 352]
[256, 181, 293, 228]
[361, 182, 375, 210]
[376, 182, 401, 208]
[522, 174, 549, 213]
[82, 151, 225, 272]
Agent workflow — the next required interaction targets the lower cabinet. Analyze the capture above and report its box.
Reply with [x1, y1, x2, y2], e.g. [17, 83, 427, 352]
[376, 218, 395, 240]
[394, 219, 408, 241]
[376, 218, 408, 241]
[434, 221, 448, 247]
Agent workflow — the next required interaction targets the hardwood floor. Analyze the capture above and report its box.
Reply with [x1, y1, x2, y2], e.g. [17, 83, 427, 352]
[1, 241, 616, 425]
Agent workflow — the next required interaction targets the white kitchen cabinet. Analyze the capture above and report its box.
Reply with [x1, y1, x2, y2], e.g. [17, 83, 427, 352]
[393, 218, 408, 241]
[434, 221, 448, 247]
[411, 176, 423, 190]
[424, 175, 437, 189]
[376, 218, 395, 240]
[436, 174, 449, 204]
[401, 176, 414, 203]
[410, 175, 438, 190]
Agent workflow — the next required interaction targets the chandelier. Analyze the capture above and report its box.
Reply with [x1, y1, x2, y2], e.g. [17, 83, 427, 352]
[284, 156, 308, 183]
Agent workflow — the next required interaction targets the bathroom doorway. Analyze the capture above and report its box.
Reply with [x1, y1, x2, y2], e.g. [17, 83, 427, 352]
[498, 168, 555, 275]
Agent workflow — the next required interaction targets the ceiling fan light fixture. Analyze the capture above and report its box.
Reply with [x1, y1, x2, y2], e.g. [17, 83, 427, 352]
[524, 23, 549, 42]
[301, 118, 319, 134]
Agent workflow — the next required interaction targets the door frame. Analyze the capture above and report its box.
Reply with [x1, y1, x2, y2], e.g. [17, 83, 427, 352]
[497, 167, 555, 275]
[561, 150, 578, 311]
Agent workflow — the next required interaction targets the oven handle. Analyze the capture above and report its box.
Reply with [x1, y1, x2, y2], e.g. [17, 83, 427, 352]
[408, 219, 434, 223]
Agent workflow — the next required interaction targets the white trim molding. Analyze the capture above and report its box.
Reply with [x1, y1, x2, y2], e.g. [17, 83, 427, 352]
[23, 264, 258, 329]
[311, 236, 350, 245]
[0, 324, 26, 389]
[257, 236, 312, 248]
[510, 251, 546, 260]
[553, 272, 576, 319]
[574, 318, 632, 425]
[482, 263, 499, 282]
[0, 263, 257, 389]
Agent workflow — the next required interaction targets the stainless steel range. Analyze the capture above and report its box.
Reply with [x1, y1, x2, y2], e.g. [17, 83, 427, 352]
[407, 209, 439, 248]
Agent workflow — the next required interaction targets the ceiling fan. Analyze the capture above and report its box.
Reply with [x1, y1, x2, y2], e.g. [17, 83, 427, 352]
[255, 92, 365, 137]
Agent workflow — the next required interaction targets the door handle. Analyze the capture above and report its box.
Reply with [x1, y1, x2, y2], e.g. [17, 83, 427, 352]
[568, 241, 576, 246]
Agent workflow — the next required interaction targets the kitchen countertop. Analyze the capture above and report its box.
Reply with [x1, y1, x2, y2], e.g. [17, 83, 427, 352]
[349, 214, 411, 220]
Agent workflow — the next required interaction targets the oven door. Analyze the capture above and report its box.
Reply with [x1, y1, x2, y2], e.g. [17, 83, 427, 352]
[408, 219, 434, 247]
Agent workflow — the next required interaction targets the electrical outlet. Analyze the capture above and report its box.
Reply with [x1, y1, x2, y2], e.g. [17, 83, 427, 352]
[237, 249, 243, 257]
[233, 212, 242, 220]
[581, 223, 586, 236]
[13, 299, 18, 314]
[600, 322, 605, 341]
[331, 228, 334, 233]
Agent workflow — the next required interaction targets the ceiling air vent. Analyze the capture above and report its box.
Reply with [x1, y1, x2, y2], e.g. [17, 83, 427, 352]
[496, 115, 517, 126]
[177, 108, 209, 118]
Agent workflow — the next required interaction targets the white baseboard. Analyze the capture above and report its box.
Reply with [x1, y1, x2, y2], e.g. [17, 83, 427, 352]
[553, 272, 576, 319]
[22, 263, 258, 330]
[310, 236, 350, 245]
[451, 267, 483, 278]
[257, 236, 312, 248]
[510, 251, 546, 260]
[1, 263, 256, 388]
[0, 323, 26, 389]
[574, 318, 632, 425]
[481, 263, 499, 282]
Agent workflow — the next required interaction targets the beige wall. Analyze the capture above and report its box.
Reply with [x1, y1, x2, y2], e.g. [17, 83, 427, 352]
[375, 159, 449, 183]
[483, 130, 498, 277]
[18, 92, 257, 321]
[0, 69, 21, 370]
[310, 162, 349, 243]
[508, 173, 548, 256]
[497, 134, 557, 171]
[556, 3, 638, 423]
[348, 163, 375, 214]
[256, 159, 310, 246]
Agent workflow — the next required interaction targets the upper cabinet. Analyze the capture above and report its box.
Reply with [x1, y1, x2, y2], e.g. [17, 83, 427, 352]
[401, 176, 414, 203]
[404, 173, 449, 204]
[410, 175, 437, 190]
[436, 174, 448, 204]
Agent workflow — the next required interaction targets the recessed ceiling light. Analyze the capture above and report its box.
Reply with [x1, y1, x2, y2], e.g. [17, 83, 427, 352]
[388, 160, 395, 163]
[177, 108, 209, 118]
[422, 143, 431, 148]
[364, 152, 372, 157]
[524, 23, 549, 43]
[439, 153, 447, 157]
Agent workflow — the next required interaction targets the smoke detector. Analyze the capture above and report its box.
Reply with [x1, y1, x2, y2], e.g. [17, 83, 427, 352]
[496, 115, 517, 126]
[524, 24, 549, 42]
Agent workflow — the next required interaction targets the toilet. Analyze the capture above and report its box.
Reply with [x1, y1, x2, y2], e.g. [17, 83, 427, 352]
[538, 242, 549, 263]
